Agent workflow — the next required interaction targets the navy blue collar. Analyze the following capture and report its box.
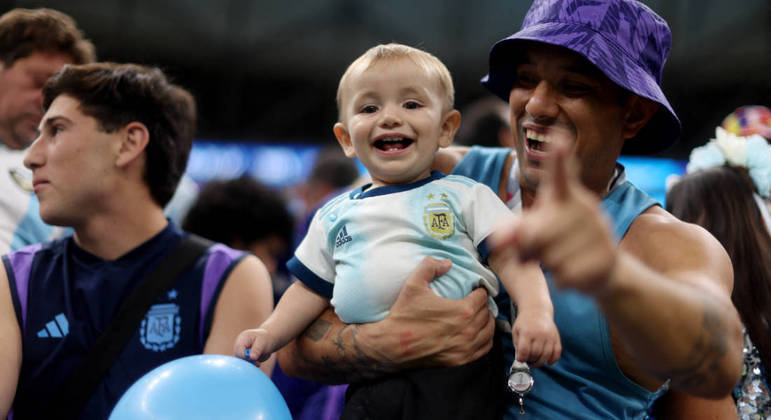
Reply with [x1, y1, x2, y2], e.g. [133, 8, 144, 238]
[350, 170, 446, 199]
[69, 220, 180, 264]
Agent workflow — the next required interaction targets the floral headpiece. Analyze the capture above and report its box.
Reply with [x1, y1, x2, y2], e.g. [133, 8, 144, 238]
[686, 127, 771, 198]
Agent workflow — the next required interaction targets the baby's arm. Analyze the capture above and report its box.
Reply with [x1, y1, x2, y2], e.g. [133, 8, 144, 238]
[488, 246, 561, 367]
[234, 281, 329, 364]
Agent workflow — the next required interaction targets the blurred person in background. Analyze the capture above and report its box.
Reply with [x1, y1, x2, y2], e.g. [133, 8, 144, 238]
[182, 175, 294, 282]
[723, 105, 771, 222]
[0, 8, 95, 254]
[294, 145, 361, 234]
[653, 115, 771, 419]
[453, 95, 514, 149]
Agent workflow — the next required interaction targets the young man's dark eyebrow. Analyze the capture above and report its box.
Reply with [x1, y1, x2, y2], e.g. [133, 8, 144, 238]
[38, 115, 72, 131]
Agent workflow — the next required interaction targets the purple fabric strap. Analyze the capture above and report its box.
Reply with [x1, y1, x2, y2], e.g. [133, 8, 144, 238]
[7, 244, 41, 420]
[199, 244, 243, 346]
[7, 243, 42, 333]
[322, 385, 347, 420]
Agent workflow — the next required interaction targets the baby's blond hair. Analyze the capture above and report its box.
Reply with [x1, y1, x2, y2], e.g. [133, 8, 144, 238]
[336, 43, 455, 121]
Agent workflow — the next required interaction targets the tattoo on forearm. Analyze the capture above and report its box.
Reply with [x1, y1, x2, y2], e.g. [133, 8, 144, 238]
[301, 323, 396, 383]
[665, 304, 728, 390]
[333, 323, 349, 351]
[303, 319, 331, 342]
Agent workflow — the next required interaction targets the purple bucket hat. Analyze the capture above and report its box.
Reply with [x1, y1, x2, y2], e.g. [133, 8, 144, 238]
[482, 0, 681, 154]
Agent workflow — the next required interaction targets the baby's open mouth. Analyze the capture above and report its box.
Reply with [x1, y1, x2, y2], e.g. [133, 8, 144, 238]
[374, 137, 414, 151]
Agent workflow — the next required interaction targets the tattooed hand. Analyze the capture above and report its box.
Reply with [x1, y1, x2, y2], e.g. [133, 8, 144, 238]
[276, 257, 496, 383]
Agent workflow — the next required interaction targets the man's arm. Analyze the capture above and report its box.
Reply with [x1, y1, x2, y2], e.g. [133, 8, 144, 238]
[651, 390, 737, 420]
[604, 210, 742, 397]
[433, 146, 516, 202]
[277, 257, 496, 384]
[0, 263, 22, 417]
[491, 148, 743, 398]
[204, 255, 276, 375]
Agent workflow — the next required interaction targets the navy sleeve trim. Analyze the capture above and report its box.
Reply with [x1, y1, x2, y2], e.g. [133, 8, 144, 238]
[286, 256, 334, 299]
[477, 237, 492, 266]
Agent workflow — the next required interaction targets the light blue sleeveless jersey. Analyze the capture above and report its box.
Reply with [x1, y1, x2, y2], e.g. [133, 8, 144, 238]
[453, 146, 664, 420]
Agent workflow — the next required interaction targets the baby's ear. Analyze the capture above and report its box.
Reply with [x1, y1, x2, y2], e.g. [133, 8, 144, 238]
[333, 122, 356, 158]
[438, 110, 461, 148]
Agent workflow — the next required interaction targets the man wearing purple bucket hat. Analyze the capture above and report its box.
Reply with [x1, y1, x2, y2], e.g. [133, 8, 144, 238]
[278, 1, 743, 418]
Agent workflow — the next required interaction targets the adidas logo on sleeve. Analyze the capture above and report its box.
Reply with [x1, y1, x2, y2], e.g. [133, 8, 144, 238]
[36, 313, 69, 338]
[335, 225, 352, 248]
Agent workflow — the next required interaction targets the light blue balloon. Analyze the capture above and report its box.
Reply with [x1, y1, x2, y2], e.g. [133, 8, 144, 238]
[110, 354, 291, 420]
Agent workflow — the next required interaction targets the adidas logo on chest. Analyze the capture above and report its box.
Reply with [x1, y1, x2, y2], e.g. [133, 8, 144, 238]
[37, 313, 69, 338]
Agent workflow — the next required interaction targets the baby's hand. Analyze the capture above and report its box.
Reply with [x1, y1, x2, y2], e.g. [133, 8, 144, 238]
[512, 310, 561, 368]
[233, 328, 275, 365]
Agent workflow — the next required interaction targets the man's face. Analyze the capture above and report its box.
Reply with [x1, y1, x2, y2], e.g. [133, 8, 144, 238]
[508, 43, 630, 195]
[23, 95, 119, 227]
[0, 52, 73, 150]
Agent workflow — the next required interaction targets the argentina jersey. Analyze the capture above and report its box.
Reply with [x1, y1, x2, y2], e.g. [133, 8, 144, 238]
[288, 171, 512, 323]
[0, 145, 62, 254]
[3, 222, 245, 419]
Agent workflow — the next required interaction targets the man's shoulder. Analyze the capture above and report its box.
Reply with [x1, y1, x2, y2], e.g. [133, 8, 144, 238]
[433, 146, 471, 174]
[624, 206, 699, 247]
[5, 236, 68, 261]
[627, 206, 697, 238]
[196, 240, 245, 262]
[623, 206, 731, 278]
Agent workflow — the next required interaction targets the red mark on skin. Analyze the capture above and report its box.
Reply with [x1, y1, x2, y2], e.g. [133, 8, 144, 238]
[399, 331, 414, 357]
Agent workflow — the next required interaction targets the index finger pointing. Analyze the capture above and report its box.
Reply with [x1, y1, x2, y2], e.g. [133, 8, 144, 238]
[542, 139, 571, 201]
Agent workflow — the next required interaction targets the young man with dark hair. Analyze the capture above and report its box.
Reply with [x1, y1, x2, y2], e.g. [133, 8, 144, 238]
[0, 62, 274, 419]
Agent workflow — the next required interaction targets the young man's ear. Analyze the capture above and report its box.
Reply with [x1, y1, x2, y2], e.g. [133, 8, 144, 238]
[622, 96, 659, 140]
[438, 110, 461, 148]
[333, 122, 356, 158]
[116, 122, 150, 167]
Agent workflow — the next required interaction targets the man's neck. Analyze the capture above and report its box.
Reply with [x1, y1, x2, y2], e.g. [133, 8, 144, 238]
[519, 169, 621, 210]
[73, 207, 169, 260]
[521, 187, 537, 209]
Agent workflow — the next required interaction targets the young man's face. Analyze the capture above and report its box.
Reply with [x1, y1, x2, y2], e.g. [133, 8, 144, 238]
[508, 43, 631, 195]
[0, 51, 73, 150]
[24, 94, 120, 227]
[334, 58, 458, 187]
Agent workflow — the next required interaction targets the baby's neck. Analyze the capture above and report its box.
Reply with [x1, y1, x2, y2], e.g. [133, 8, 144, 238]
[369, 170, 436, 189]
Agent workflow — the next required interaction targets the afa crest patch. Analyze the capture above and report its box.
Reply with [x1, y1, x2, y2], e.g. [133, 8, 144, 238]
[9, 168, 33, 192]
[422, 195, 455, 239]
[140, 303, 181, 352]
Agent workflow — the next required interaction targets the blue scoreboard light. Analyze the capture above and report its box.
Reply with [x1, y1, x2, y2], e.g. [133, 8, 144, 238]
[186, 140, 324, 188]
[186, 140, 686, 205]
[617, 156, 686, 205]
